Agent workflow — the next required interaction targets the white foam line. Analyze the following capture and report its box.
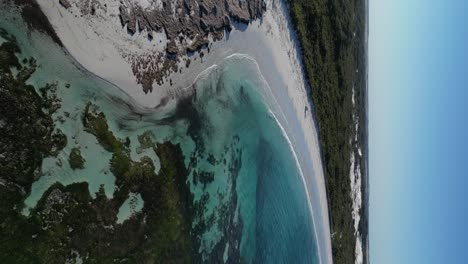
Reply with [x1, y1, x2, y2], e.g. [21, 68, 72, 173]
[268, 109, 323, 264]
[164, 53, 327, 263]
[222, 53, 326, 264]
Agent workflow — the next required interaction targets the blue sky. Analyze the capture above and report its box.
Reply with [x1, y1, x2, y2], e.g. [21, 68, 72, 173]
[370, 0, 468, 263]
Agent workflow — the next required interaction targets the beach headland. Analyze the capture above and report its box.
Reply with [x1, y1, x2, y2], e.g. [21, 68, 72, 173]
[30, 0, 334, 263]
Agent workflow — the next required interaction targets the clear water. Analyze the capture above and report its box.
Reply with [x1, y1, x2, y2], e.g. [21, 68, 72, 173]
[1, 9, 319, 263]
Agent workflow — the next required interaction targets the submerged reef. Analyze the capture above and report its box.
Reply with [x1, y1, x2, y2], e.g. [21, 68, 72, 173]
[68, 147, 85, 170]
[0, 28, 66, 192]
[82, 102, 197, 262]
[0, 28, 243, 263]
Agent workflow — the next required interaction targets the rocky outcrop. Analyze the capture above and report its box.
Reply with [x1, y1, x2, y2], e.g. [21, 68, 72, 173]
[115, 0, 265, 92]
[54, 0, 265, 93]
[59, 0, 71, 9]
[117, 0, 264, 54]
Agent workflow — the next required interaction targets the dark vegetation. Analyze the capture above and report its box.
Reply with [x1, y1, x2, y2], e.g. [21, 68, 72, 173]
[0, 28, 66, 192]
[82, 103, 197, 262]
[287, 0, 367, 263]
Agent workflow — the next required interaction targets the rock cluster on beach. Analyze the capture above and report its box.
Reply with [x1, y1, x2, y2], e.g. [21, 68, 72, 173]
[57, 0, 265, 93]
[58, 0, 71, 9]
[118, 0, 264, 48]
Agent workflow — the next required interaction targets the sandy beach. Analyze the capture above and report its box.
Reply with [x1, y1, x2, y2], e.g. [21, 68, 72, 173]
[36, 0, 333, 263]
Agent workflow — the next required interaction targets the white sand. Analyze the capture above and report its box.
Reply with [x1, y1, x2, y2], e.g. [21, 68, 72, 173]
[350, 86, 364, 264]
[36, 0, 333, 263]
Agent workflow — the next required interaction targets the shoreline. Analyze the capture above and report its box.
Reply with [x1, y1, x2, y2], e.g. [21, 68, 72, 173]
[190, 54, 327, 263]
[35, 0, 333, 263]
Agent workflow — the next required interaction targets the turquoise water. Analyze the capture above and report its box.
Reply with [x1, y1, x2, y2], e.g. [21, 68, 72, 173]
[198, 59, 320, 263]
[116, 192, 144, 224]
[1, 10, 319, 263]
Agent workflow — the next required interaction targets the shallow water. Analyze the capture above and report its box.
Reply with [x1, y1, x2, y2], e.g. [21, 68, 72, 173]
[116, 192, 144, 224]
[1, 9, 319, 263]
